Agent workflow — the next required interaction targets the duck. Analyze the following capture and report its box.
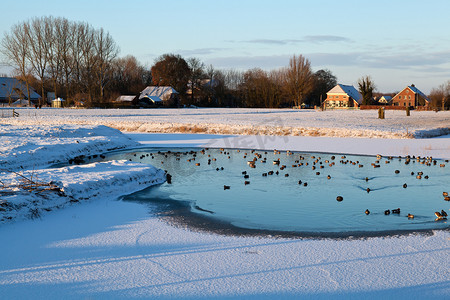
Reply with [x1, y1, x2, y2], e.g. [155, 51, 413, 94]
[441, 210, 448, 217]
[403, 183, 408, 188]
[384, 210, 390, 215]
[392, 208, 400, 214]
[443, 192, 449, 197]
[336, 196, 343, 202]
[407, 213, 414, 219]
[244, 181, 250, 185]
[365, 209, 370, 215]
[435, 211, 445, 219]
[166, 174, 172, 184]
[224, 185, 230, 190]
[366, 188, 371, 193]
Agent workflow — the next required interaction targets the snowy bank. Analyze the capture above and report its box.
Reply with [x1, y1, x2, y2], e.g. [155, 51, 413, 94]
[0, 125, 166, 223]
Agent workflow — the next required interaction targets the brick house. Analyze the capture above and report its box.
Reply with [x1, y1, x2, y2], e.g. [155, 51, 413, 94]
[392, 84, 429, 107]
[324, 84, 362, 109]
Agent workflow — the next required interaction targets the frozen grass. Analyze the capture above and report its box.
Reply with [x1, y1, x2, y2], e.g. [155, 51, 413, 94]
[2, 107, 449, 139]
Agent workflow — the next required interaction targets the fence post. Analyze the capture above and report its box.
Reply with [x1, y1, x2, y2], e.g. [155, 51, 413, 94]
[406, 106, 410, 116]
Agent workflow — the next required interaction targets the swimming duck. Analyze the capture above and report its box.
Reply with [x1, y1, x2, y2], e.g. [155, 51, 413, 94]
[166, 174, 172, 184]
[224, 185, 230, 190]
[336, 196, 343, 202]
[403, 183, 408, 188]
[384, 210, 390, 215]
[435, 211, 445, 219]
[365, 209, 370, 215]
[392, 208, 400, 214]
[443, 192, 448, 197]
[441, 210, 448, 217]
[407, 213, 414, 219]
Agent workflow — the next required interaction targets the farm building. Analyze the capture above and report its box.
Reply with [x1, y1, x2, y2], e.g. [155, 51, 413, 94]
[392, 85, 429, 107]
[323, 84, 362, 109]
[139, 86, 179, 106]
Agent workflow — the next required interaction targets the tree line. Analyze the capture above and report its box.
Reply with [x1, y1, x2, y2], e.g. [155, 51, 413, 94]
[1, 16, 122, 106]
[2, 16, 447, 109]
[1, 17, 338, 108]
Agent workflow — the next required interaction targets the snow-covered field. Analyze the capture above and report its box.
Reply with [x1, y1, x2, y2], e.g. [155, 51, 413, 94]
[2, 107, 450, 138]
[1, 108, 449, 299]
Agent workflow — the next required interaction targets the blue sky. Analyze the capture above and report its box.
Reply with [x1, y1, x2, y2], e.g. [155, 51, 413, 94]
[1, 0, 450, 93]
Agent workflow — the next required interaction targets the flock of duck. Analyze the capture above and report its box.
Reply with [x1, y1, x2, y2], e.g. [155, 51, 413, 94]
[124, 148, 449, 224]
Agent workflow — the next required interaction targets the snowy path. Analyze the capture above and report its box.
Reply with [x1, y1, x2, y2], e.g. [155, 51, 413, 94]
[1, 197, 449, 299]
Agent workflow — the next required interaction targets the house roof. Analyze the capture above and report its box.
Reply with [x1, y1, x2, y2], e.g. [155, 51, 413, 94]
[139, 86, 178, 101]
[115, 95, 136, 102]
[147, 96, 162, 103]
[407, 85, 429, 100]
[11, 99, 31, 106]
[0, 77, 41, 100]
[327, 84, 363, 104]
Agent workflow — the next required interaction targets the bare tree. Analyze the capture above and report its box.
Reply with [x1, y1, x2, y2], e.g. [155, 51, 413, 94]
[222, 69, 243, 91]
[429, 81, 450, 110]
[283, 54, 314, 107]
[1, 23, 32, 105]
[95, 28, 119, 101]
[187, 57, 205, 104]
[358, 75, 376, 105]
[27, 17, 53, 105]
[47, 17, 68, 101]
[77, 22, 97, 103]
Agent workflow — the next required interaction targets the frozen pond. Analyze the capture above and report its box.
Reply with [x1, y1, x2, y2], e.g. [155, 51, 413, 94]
[107, 148, 449, 237]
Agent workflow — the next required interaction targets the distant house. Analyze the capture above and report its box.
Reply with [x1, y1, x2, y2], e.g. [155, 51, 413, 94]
[392, 85, 429, 107]
[324, 84, 362, 109]
[139, 86, 179, 106]
[51, 97, 65, 108]
[378, 95, 392, 104]
[0, 77, 41, 105]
